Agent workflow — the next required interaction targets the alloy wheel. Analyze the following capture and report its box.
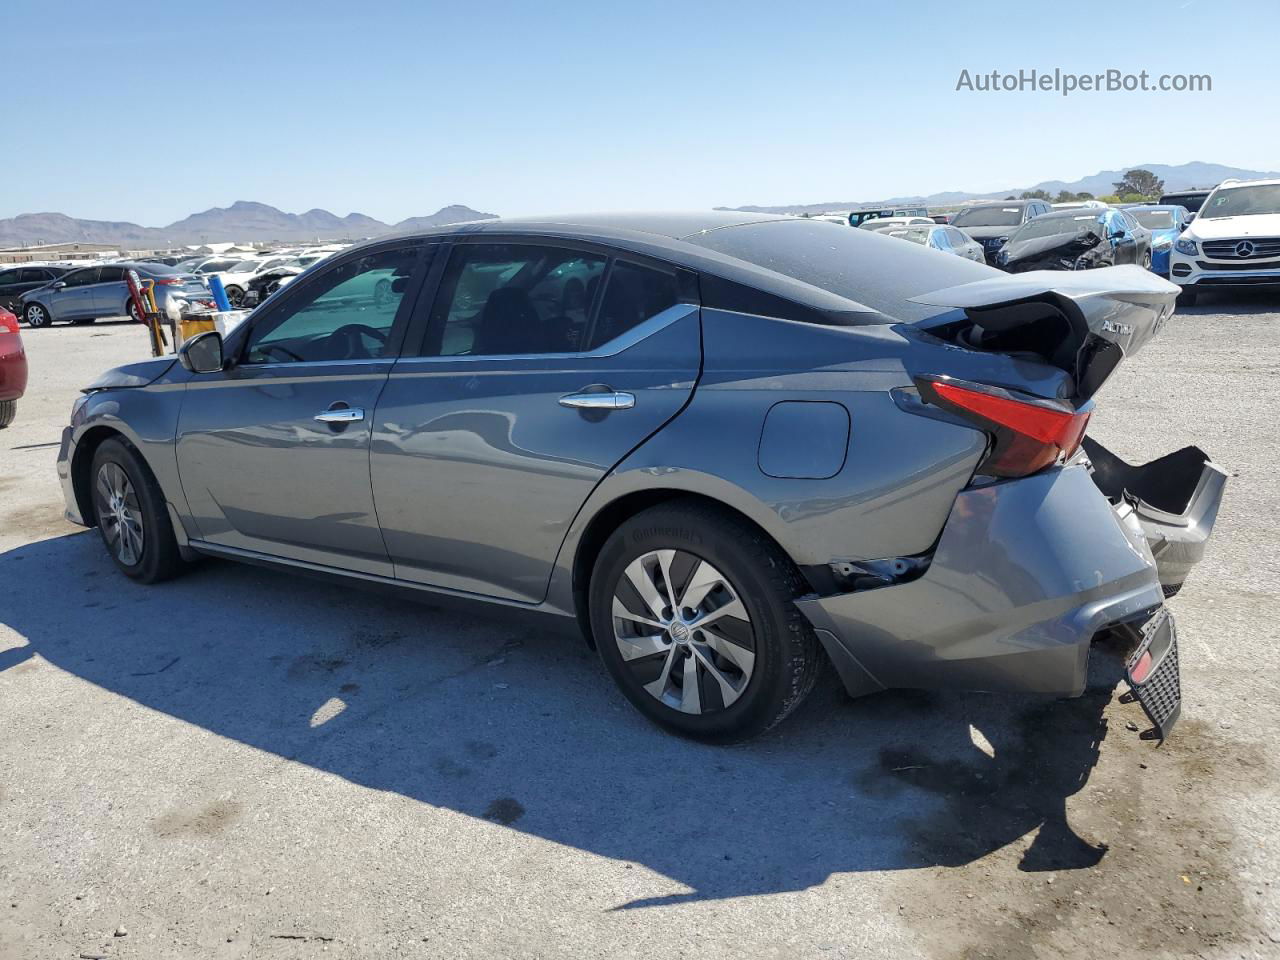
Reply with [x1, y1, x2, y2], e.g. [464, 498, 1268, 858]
[611, 549, 756, 714]
[95, 462, 145, 566]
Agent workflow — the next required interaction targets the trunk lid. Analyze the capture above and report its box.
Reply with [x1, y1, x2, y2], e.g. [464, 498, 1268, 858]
[908, 265, 1179, 401]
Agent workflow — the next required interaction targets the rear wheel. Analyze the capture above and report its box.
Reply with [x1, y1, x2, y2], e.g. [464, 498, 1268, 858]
[127, 299, 143, 323]
[0, 399, 14, 428]
[24, 302, 51, 327]
[590, 501, 822, 742]
[1141, 250, 1152, 271]
[90, 437, 186, 583]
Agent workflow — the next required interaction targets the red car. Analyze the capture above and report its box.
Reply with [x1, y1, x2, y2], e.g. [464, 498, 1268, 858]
[0, 306, 28, 428]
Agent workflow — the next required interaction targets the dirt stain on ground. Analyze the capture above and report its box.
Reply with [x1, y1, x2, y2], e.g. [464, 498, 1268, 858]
[152, 800, 242, 839]
[483, 797, 525, 826]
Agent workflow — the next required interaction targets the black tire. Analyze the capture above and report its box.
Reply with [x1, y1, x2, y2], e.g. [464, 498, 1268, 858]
[1176, 289, 1198, 307]
[1162, 582, 1183, 599]
[24, 302, 52, 328]
[589, 501, 823, 742]
[0, 399, 14, 428]
[1142, 250, 1152, 270]
[127, 299, 143, 323]
[89, 437, 186, 584]
[224, 285, 245, 308]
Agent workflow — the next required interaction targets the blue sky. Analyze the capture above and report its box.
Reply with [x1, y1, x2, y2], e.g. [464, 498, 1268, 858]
[3, 0, 1276, 224]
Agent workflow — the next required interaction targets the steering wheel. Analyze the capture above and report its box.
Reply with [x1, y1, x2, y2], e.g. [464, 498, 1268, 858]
[330, 323, 388, 360]
[258, 343, 305, 363]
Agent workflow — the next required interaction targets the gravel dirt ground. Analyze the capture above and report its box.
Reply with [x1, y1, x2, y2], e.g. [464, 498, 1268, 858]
[1, 298, 1278, 960]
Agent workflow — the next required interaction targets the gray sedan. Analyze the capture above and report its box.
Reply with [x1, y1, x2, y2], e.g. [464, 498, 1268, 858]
[19, 262, 211, 328]
[56, 214, 1225, 741]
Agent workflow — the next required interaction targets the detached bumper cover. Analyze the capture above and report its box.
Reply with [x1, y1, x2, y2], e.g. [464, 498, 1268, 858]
[1081, 437, 1227, 591]
[796, 464, 1164, 698]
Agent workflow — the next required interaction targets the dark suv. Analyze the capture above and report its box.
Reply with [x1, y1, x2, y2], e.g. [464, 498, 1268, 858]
[951, 199, 1053, 264]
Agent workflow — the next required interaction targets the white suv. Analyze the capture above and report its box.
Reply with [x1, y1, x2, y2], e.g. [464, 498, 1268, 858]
[1169, 177, 1280, 305]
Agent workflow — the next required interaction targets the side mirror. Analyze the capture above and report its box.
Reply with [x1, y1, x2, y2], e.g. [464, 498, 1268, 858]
[179, 330, 225, 374]
[51, 280, 66, 289]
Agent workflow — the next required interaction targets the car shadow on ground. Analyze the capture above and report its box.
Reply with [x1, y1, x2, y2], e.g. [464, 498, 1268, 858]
[2, 530, 1131, 907]
[1176, 289, 1279, 316]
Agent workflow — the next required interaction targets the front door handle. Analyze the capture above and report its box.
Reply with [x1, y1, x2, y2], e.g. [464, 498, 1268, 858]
[558, 391, 635, 410]
[314, 406, 365, 423]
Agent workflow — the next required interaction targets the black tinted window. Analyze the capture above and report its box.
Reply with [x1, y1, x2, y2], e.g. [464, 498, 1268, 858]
[63, 268, 99, 287]
[97, 266, 125, 283]
[425, 244, 606, 357]
[0, 270, 19, 285]
[588, 261, 679, 349]
[18, 268, 49, 282]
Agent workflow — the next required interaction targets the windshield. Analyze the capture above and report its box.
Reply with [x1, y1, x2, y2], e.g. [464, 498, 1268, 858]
[1012, 214, 1102, 241]
[1132, 210, 1175, 230]
[951, 205, 1024, 227]
[1200, 184, 1280, 219]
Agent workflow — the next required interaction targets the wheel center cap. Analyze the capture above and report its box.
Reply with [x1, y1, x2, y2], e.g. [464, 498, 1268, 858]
[669, 621, 692, 644]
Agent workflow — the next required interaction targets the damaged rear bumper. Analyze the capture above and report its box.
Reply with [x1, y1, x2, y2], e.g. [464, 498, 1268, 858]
[1081, 437, 1227, 594]
[796, 448, 1223, 701]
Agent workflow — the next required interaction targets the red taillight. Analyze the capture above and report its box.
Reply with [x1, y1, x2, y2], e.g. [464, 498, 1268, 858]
[917, 376, 1091, 478]
[153, 276, 184, 286]
[0, 308, 18, 334]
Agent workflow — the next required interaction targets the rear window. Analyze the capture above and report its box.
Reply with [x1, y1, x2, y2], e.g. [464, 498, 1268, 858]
[685, 218, 993, 323]
[951, 205, 1025, 227]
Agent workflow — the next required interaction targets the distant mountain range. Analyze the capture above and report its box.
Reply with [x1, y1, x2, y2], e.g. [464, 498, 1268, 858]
[718, 162, 1280, 215]
[0, 201, 498, 249]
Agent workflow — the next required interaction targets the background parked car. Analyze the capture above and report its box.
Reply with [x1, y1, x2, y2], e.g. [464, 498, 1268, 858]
[859, 216, 936, 232]
[1124, 204, 1191, 278]
[17, 262, 212, 328]
[209, 256, 300, 307]
[243, 262, 308, 305]
[0, 306, 27, 427]
[880, 224, 986, 261]
[1168, 177, 1280, 305]
[994, 208, 1153, 272]
[951, 199, 1053, 263]
[0, 264, 70, 314]
[1159, 188, 1213, 215]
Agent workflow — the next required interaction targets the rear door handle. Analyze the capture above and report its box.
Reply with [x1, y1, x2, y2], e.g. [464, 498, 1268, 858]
[314, 407, 365, 423]
[558, 391, 635, 410]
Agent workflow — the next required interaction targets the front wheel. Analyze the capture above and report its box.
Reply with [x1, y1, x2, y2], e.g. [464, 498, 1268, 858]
[590, 501, 823, 742]
[1142, 250, 1152, 270]
[90, 437, 186, 583]
[24, 302, 51, 328]
[224, 285, 245, 308]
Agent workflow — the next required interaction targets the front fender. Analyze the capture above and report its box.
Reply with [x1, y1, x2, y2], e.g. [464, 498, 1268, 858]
[61, 380, 192, 536]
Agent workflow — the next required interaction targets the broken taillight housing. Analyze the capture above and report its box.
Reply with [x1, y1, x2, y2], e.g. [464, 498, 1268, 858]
[916, 375, 1091, 478]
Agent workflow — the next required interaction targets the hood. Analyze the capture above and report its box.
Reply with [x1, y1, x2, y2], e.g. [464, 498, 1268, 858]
[1185, 213, 1280, 241]
[1002, 230, 1101, 264]
[83, 356, 177, 392]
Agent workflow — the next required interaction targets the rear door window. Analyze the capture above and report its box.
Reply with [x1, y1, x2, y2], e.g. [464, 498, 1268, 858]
[96, 266, 125, 283]
[423, 244, 606, 357]
[587, 261, 681, 349]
